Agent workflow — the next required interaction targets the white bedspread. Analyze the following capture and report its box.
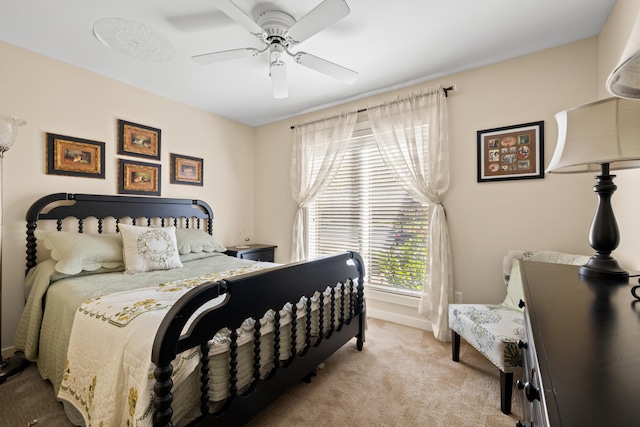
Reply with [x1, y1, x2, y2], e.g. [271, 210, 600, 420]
[57, 264, 270, 427]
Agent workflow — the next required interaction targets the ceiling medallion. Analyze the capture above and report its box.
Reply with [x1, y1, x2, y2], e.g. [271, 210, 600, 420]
[93, 18, 175, 62]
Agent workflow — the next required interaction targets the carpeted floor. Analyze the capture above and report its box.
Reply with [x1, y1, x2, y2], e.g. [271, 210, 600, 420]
[0, 318, 522, 426]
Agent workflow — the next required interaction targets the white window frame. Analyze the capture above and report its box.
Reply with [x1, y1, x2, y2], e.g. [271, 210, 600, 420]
[307, 121, 429, 298]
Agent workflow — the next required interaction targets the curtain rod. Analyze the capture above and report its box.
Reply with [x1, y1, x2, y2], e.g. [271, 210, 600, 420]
[290, 85, 456, 130]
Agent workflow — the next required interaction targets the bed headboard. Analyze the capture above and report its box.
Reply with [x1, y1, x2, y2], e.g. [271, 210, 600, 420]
[25, 193, 214, 271]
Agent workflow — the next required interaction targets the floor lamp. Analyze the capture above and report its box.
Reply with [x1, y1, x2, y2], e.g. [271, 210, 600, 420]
[0, 115, 26, 384]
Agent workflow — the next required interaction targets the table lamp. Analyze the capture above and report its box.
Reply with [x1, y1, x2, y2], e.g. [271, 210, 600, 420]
[546, 97, 640, 280]
[607, 13, 640, 99]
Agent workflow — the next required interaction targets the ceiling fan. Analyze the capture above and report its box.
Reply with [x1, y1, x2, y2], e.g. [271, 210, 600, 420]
[193, 0, 358, 99]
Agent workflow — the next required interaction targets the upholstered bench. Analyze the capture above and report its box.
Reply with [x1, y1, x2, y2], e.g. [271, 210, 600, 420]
[448, 250, 590, 414]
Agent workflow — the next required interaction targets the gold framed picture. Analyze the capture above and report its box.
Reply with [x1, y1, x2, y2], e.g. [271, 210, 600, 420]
[46, 133, 105, 178]
[170, 153, 203, 186]
[118, 119, 161, 160]
[118, 159, 161, 196]
[477, 121, 544, 182]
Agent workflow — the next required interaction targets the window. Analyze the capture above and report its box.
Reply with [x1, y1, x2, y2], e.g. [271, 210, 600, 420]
[308, 123, 429, 294]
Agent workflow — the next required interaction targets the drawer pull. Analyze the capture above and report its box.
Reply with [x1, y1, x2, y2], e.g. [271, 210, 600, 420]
[523, 381, 540, 402]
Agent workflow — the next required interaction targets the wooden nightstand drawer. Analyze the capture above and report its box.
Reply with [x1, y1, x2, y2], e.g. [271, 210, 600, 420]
[224, 244, 277, 262]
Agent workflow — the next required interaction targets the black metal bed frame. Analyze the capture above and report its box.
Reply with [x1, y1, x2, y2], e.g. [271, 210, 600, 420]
[25, 193, 366, 427]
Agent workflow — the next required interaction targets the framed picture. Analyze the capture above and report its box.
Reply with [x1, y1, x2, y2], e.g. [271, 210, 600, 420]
[118, 159, 161, 196]
[46, 133, 105, 178]
[170, 153, 203, 186]
[477, 121, 544, 182]
[118, 119, 161, 160]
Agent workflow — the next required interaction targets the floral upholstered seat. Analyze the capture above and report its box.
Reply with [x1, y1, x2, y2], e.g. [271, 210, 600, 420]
[448, 250, 591, 414]
[449, 304, 524, 372]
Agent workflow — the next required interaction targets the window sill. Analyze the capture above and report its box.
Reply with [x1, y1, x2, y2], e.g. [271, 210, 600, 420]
[364, 286, 420, 307]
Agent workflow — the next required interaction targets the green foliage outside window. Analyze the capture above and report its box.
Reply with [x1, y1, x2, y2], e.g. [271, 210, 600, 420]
[376, 222, 428, 291]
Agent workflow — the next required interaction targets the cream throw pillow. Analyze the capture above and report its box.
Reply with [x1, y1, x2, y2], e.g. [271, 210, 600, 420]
[174, 228, 226, 254]
[119, 224, 183, 274]
[34, 230, 123, 275]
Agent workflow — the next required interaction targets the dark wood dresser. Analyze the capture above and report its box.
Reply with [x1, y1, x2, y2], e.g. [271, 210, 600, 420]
[518, 261, 640, 426]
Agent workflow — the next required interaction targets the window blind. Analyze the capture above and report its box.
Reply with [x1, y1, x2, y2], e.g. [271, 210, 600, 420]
[308, 126, 429, 293]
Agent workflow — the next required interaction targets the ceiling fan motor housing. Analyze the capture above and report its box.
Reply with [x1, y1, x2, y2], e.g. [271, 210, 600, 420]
[257, 10, 296, 47]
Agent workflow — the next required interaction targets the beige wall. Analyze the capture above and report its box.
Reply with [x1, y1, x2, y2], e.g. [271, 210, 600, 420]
[3, 0, 639, 346]
[0, 41, 256, 349]
[254, 38, 600, 314]
[255, 0, 640, 326]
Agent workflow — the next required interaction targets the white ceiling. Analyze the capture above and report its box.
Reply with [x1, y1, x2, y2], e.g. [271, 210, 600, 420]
[0, 0, 617, 127]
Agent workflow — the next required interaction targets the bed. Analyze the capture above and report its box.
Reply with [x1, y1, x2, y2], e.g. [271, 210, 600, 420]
[14, 193, 366, 427]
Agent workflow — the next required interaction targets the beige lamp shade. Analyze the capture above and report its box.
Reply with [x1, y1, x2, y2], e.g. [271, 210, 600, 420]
[607, 13, 640, 99]
[546, 97, 640, 174]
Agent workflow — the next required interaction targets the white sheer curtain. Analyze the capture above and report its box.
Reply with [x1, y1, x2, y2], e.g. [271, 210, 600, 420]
[367, 87, 452, 342]
[290, 113, 358, 262]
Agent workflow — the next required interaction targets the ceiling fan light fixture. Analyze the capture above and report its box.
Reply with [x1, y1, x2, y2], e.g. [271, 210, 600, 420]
[270, 61, 288, 99]
[269, 42, 285, 62]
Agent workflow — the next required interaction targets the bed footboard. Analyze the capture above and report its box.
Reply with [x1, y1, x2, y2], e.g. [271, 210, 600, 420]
[151, 251, 366, 427]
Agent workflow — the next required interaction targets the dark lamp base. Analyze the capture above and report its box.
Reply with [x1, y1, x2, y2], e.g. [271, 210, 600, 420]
[579, 255, 629, 281]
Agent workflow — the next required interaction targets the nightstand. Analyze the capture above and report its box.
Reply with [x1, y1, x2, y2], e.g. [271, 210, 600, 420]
[224, 244, 277, 262]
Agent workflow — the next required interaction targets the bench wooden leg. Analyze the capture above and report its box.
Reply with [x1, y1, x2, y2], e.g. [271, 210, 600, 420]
[452, 331, 460, 362]
[500, 370, 513, 415]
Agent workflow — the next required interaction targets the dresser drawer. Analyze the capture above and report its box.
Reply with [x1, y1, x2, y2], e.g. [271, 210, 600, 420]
[239, 249, 274, 262]
[224, 244, 276, 262]
[519, 302, 546, 427]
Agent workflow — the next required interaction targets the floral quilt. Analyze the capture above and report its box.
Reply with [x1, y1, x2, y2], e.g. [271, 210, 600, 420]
[57, 264, 271, 427]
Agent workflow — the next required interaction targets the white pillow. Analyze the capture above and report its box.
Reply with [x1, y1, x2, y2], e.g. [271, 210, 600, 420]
[119, 224, 183, 274]
[530, 251, 591, 265]
[34, 230, 123, 275]
[502, 250, 533, 287]
[174, 228, 226, 255]
[503, 259, 525, 312]
[503, 250, 591, 311]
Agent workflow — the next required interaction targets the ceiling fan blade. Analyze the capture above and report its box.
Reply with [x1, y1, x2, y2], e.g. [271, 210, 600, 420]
[192, 47, 260, 65]
[212, 0, 265, 37]
[295, 52, 358, 84]
[288, 0, 350, 43]
[270, 61, 288, 99]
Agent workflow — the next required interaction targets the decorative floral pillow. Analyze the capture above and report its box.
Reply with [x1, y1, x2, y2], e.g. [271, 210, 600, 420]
[119, 224, 183, 274]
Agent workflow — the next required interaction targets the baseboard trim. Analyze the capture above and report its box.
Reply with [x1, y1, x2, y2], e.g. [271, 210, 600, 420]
[367, 308, 431, 331]
[1, 346, 16, 359]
